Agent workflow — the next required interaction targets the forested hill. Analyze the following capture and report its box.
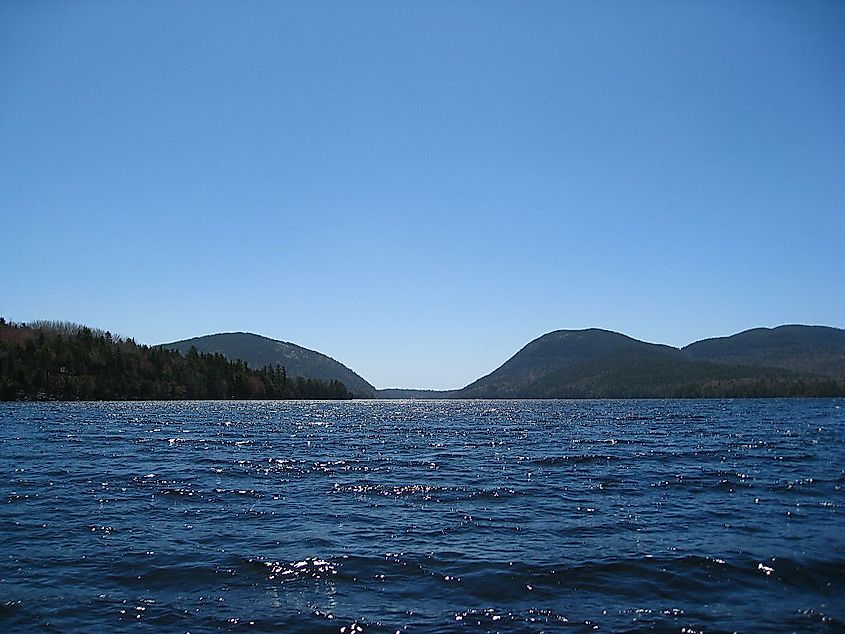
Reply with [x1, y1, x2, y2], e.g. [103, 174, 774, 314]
[460, 330, 681, 398]
[457, 327, 845, 399]
[683, 325, 845, 378]
[5, 319, 843, 401]
[163, 332, 376, 397]
[0, 320, 352, 401]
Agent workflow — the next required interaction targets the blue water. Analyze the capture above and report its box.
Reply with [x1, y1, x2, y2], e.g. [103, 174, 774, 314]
[1, 399, 843, 632]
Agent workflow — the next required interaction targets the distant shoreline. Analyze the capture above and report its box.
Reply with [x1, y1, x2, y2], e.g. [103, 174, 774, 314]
[3, 319, 844, 401]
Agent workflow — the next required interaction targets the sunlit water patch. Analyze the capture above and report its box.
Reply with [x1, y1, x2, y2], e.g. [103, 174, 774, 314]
[1, 399, 843, 632]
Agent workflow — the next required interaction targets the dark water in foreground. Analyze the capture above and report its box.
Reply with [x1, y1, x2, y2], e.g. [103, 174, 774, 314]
[1, 400, 843, 633]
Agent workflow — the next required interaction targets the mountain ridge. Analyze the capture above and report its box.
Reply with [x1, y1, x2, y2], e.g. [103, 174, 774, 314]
[163, 325, 845, 398]
[162, 332, 376, 397]
[682, 324, 845, 378]
[455, 325, 845, 398]
[7, 316, 843, 399]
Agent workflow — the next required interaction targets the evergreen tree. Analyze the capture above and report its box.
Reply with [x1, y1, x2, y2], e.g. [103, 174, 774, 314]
[0, 319, 354, 401]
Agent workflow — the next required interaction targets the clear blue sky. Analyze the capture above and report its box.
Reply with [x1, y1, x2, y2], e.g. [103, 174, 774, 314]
[2, 1, 843, 390]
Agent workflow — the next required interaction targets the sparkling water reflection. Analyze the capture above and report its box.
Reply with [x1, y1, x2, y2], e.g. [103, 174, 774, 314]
[1, 399, 843, 632]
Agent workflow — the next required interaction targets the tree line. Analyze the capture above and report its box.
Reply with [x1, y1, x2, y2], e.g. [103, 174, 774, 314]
[0, 319, 352, 401]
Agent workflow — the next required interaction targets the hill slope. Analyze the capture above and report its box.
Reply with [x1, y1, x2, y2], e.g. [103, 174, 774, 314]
[457, 327, 845, 398]
[0, 320, 352, 401]
[162, 332, 376, 397]
[683, 325, 845, 378]
[459, 329, 683, 397]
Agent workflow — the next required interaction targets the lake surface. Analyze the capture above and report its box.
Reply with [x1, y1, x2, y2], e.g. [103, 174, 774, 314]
[1, 399, 843, 632]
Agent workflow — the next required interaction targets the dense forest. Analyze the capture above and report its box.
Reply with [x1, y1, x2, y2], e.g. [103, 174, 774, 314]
[0, 319, 352, 401]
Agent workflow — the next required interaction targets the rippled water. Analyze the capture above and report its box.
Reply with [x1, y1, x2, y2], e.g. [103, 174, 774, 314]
[1, 399, 843, 632]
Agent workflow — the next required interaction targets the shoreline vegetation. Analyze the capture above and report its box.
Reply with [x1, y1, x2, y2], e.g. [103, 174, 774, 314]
[0, 319, 352, 401]
[2, 318, 844, 401]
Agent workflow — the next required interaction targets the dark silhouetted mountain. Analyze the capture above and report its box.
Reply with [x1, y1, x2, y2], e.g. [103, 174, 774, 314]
[457, 327, 845, 398]
[683, 325, 845, 378]
[162, 332, 376, 397]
